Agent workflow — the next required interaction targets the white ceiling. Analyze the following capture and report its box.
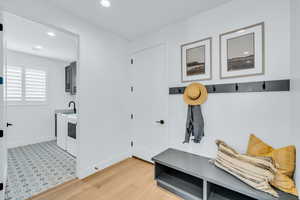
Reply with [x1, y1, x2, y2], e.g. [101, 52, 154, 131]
[5, 13, 78, 62]
[47, 0, 232, 40]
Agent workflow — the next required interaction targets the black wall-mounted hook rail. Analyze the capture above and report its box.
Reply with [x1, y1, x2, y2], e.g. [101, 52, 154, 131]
[169, 79, 290, 95]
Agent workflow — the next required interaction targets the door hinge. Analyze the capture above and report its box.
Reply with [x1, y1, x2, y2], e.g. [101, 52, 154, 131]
[131, 59, 133, 64]
[0, 182, 3, 191]
[0, 130, 3, 138]
[0, 24, 3, 32]
[131, 86, 134, 92]
[131, 141, 133, 147]
[130, 114, 134, 119]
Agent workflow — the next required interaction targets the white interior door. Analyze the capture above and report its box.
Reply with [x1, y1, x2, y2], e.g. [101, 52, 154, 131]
[0, 14, 6, 200]
[131, 44, 168, 162]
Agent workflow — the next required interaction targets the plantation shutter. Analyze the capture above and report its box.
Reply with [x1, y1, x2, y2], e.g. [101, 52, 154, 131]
[5, 66, 22, 101]
[25, 69, 47, 102]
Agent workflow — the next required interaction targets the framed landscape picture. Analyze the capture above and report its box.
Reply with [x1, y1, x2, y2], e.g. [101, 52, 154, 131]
[181, 38, 212, 82]
[220, 22, 265, 79]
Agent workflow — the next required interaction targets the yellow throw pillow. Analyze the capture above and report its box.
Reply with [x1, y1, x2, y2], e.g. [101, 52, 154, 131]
[271, 173, 298, 196]
[246, 134, 298, 196]
[266, 146, 296, 178]
[247, 134, 274, 156]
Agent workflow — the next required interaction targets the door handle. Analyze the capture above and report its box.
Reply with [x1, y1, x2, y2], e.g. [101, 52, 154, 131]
[155, 120, 165, 125]
[6, 123, 13, 127]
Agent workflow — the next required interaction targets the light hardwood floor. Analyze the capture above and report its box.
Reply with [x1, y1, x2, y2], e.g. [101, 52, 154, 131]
[29, 158, 182, 200]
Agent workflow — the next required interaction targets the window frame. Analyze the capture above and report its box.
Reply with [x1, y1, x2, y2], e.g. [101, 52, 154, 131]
[5, 65, 49, 106]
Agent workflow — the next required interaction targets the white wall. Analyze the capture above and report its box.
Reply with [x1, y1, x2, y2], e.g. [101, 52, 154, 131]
[290, 0, 300, 193]
[5, 50, 73, 148]
[0, 0, 131, 178]
[130, 0, 292, 159]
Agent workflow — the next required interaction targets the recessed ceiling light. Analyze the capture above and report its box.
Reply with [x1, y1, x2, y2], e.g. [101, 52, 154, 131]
[47, 32, 56, 37]
[237, 29, 246, 34]
[100, 0, 111, 8]
[33, 45, 43, 51]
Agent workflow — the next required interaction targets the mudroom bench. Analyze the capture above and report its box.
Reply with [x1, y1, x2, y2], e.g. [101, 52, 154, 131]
[152, 149, 298, 200]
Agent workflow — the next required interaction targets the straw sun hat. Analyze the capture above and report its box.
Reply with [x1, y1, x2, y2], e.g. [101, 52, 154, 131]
[183, 83, 208, 105]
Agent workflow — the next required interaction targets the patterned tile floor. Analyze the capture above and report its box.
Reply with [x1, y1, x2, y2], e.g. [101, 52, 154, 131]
[5, 140, 76, 200]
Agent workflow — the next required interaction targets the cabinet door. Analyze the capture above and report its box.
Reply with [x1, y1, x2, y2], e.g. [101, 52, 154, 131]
[57, 115, 67, 150]
[65, 66, 71, 92]
[70, 62, 77, 95]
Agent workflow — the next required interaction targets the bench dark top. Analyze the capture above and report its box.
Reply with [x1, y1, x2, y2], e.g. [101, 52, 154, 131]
[152, 148, 298, 200]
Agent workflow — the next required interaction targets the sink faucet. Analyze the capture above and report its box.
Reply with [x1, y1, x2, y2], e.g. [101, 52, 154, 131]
[68, 101, 77, 113]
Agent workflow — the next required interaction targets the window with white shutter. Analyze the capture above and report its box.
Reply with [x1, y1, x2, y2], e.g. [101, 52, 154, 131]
[5, 66, 23, 102]
[25, 69, 47, 102]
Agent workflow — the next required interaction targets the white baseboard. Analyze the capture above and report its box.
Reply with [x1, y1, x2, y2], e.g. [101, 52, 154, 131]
[78, 151, 131, 179]
[7, 136, 56, 148]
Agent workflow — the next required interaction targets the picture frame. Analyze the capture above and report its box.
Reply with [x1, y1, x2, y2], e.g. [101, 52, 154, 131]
[181, 37, 212, 82]
[219, 22, 265, 79]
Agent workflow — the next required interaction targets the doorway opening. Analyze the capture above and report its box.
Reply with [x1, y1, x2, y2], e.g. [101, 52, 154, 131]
[2, 13, 80, 200]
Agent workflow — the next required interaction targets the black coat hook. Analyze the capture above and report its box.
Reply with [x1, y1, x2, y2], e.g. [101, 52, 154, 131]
[262, 81, 266, 90]
[235, 83, 239, 91]
[213, 85, 216, 92]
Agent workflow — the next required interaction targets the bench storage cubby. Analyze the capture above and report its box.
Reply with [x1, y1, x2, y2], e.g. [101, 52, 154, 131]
[152, 149, 298, 200]
[155, 163, 203, 200]
[208, 183, 256, 200]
